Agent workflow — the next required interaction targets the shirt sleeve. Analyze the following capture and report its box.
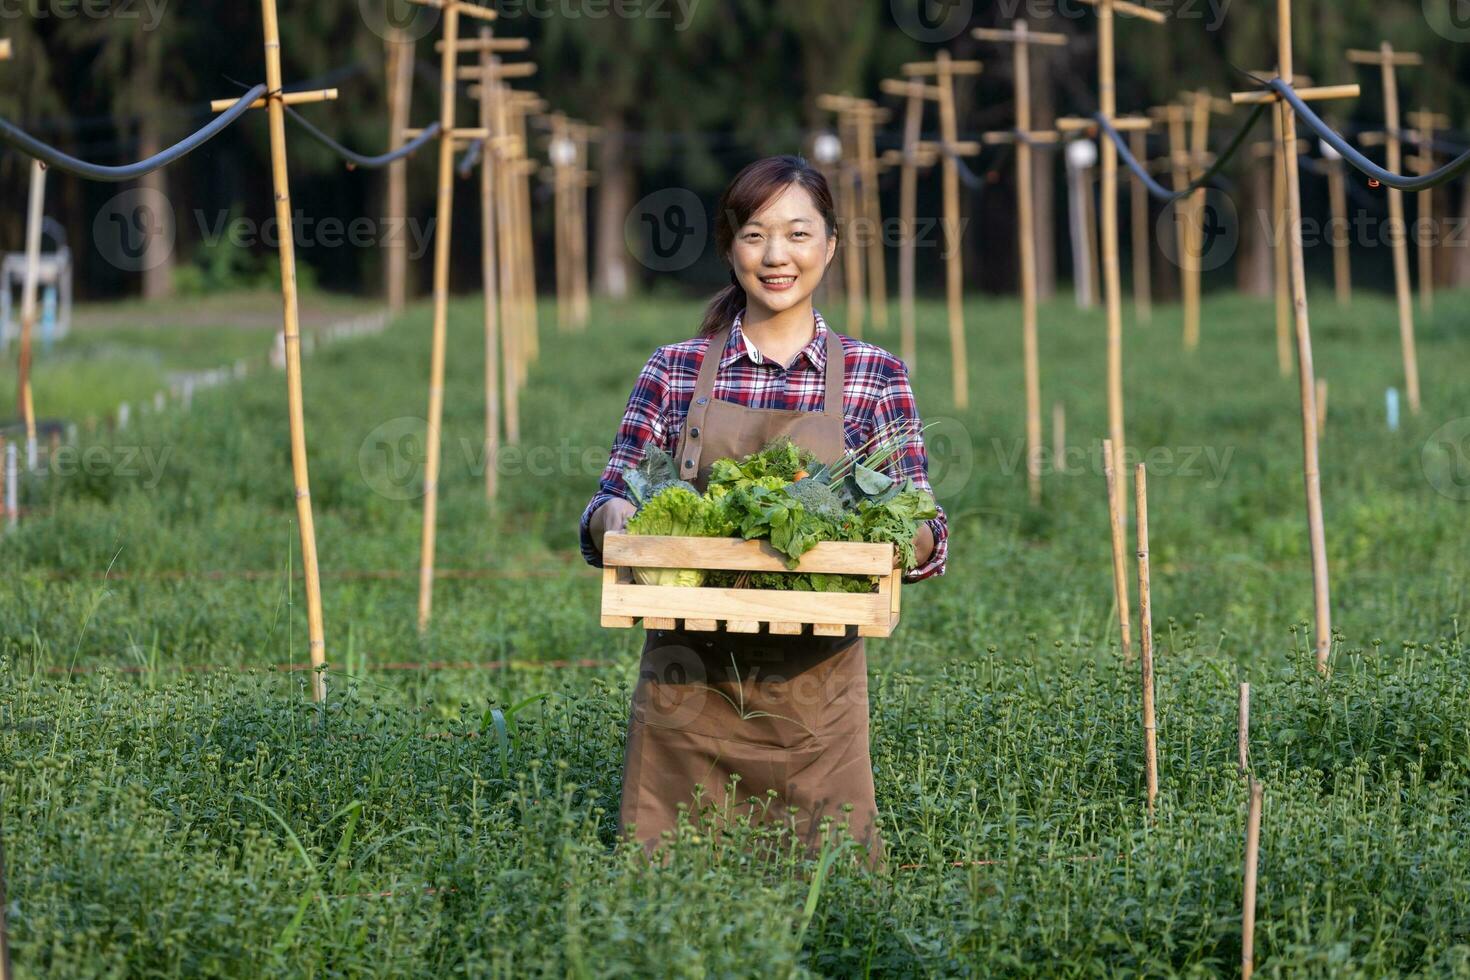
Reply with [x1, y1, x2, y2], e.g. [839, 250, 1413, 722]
[579, 348, 672, 566]
[873, 359, 949, 582]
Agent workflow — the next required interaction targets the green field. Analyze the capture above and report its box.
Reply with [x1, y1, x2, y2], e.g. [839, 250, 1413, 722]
[4, 288, 1470, 976]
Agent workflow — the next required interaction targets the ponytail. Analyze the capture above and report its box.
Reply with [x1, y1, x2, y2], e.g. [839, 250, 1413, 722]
[699, 270, 747, 338]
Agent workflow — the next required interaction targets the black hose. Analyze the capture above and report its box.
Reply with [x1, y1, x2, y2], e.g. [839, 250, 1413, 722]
[282, 105, 441, 169]
[0, 85, 269, 182]
[1092, 102, 1271, 202]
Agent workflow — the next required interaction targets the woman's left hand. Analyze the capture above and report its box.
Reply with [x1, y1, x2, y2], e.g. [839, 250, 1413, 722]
[896, 522, 936, 570]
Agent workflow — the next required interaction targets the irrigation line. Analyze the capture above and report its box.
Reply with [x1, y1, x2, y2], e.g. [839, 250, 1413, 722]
[1255, 76, 1470, 192]
[0, 85, 269, 182]
[42, 659, 612, 675]
[1092, 102, 1271, 202]
[282, 107, 441, 169]
[39, 565, 578, 582]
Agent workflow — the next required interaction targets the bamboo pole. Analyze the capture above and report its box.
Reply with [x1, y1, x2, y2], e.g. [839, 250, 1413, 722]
[478, 27, 501, 503]
[1053, 401, 1066, 465]
[1237, 681, 1250, 775]
[1233, 0, 1346, 673]
[1242, 779, 1265, 980]
[552, 115, 572, 334]
[16, 160, 44, 468]
[1407, 109, 1449, 314]
[1103, 438, 1133, 661]
[1136, 462, 1158, 817]
[385, 28, 415, 314]
[1084, 0, 1166, 526]
[855, 100, 889, 331]
[417, 0, 465, 632]
[3, 441, 15, 530]
[974, 22, 1067, 506]
[490, 73, 521, 445]
[0, 802, 9, 980]
[1272, 119, 1292, 377]
[1348, 43, 1423, 415]
[1316, 378, 1327, 431]
[841, 106, 865, 339]
[889, 79, 926, 368]
[1181, 90, 1232, 351]
[258, 0, 329, 700]
[1128, 129, 1152, 322]
[1324, 146, 1352, 306]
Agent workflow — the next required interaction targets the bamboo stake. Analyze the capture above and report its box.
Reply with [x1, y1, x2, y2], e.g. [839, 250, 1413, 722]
[1315, 378, 1327, 431]
[1081, 0, 1166, 526]
[385, 28, 415, 313]
[489, 72, 521, 445]
[0, 797, 9, 980]
[1242, 779, 1264, 980]
[16, 160, 44, 468]
[881, 78, 929, 368]
[1272, 118, 1292, 377]
[1348, 43, 1423, 415]
[1230, 0, 1348, 673]
[417, 0, 466, 632]
[1180, 90, 1232, 351]
[855, 100, 889, 331]
[1152, 103, 1190, 311]
[1128, 128, 1152, 322]
[974, 22, 1067, 506]
[1323, 144, 1352, 306]
[1407, 109, 1449, 314]
[1237, 681, 1250, 775]
[1136, 462, 1158, 817]
[1103, 438, 1133, 661]
[903, 55, 983, 409]
[478, 27, 501, 503]
[3, 441, 15, 530]
[257, 0, 329, 700]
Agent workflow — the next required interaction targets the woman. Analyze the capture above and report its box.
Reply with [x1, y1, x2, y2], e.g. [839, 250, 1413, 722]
[580, 156, 948, 865]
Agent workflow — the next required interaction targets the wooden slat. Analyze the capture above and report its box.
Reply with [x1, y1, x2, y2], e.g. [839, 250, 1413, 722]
[814, 624, 848, 636]
[644, 618, 677, 630]
[725, 621, 761, 633]
[769, 622, 804, 635]
[603, 584, 890, 630]
[603, 533, 892, 575]
[684, 619, 718, 632]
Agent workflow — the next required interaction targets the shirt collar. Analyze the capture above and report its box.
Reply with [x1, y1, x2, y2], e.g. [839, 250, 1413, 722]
[723, 310, 830, 372]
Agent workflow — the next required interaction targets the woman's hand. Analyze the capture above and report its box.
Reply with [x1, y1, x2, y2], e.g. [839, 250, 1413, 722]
[591, 498, 638, 556]
[896, 522, 936, 571]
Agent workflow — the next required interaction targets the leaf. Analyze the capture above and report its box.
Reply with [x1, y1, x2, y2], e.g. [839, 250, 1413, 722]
[853, 463, 894, 496]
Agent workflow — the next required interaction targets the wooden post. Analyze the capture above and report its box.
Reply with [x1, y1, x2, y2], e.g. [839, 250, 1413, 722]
[1136, 463, 1158, 817]
[1407, 109, 1450, 314]
[385, 27, 415, 314]
[1242, 779, 1265, 980]
[1179, 90, 1233, 350]
[879, 78, 937, 369]
[1237, 681, 1251, 775]
[1348, 43, 1423, 415]
[211, 0, 342, 700]
[903, 54, 984, 409]
[975, 22, 1067, 505]
[1152, 103, 1191, 317]
[1322, 140, 1353, 306]
[1052, 401, 1066, 464]
[854, 99, 890, 331]
[1250, 70, 1312, 375]
[1102, 438, 1133, 662]
[1075, 0, 1167, 524]
[479, 28, 502, 502]
[414, 0, 499, 632]
[1128, 128, 1152, 322]
[1231, 1, 1358, 673]
[817, 95, 869, 339]
[16, 160, 44, 468]
[1316, 377, 1327, 431]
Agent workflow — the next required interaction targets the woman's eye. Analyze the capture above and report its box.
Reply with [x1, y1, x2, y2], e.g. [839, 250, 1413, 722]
[791, 231, 809, 240]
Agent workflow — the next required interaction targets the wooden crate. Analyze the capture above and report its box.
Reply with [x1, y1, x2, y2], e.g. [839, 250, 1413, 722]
[600, 532, 901, 637]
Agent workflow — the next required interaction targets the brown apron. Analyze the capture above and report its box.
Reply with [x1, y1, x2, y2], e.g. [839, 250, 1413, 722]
[618, 323, 884, 867]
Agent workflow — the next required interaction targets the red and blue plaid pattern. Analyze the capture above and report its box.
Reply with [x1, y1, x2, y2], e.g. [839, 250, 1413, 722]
[580, 310, 949, 581]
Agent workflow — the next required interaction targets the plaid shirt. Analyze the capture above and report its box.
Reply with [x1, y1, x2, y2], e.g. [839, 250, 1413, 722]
[579, 310, 949, 581]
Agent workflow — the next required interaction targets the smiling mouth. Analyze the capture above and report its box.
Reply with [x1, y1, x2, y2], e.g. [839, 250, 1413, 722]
[758, 275, 797, 289]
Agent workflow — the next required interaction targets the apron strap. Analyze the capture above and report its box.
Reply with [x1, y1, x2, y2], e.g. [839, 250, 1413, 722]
[823, 325, 844, 417]
[677, 325, 729, 480]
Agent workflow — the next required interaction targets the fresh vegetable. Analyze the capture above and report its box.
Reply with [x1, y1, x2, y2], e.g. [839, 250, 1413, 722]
[619, 431, 938, 591]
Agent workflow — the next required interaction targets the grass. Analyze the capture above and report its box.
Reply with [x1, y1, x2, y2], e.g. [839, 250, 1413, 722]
[3, 285, 1470, 976]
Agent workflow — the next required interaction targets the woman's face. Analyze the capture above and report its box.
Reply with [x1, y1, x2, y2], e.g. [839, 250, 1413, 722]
[728, 183, 837, 319]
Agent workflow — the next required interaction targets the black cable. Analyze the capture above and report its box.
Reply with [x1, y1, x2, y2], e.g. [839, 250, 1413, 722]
[457, 138, 483, 178]
[1261, 77, 1470, 191]
[282, 105, 441, 169]
[0, 85, 268, 182]
[1092, 102, 1272, 202]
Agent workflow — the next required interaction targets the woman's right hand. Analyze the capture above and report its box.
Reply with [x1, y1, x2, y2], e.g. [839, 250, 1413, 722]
[590, 498, 637, 556]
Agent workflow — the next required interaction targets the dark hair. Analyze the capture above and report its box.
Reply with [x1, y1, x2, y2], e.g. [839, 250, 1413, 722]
[699, 155, 837, 338]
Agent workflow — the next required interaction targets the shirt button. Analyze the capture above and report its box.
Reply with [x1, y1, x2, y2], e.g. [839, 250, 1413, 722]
[690, 427, 700, 439]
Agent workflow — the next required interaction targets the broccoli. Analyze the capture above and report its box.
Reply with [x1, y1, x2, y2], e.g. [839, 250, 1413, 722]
[787, 478, 848, 522]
